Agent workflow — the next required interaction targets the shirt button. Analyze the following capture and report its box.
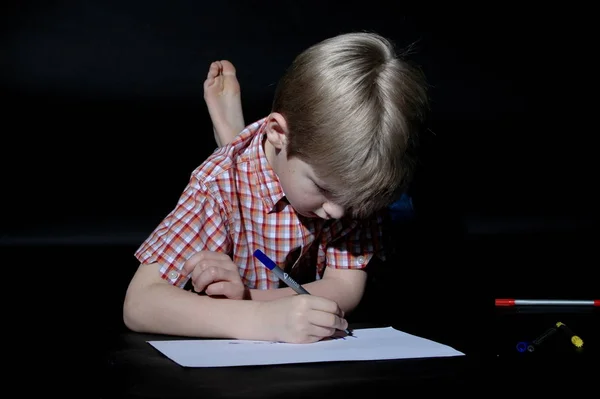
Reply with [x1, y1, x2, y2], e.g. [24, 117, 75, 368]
[168, 271, 179, 280]
[356, 256, 365, 265]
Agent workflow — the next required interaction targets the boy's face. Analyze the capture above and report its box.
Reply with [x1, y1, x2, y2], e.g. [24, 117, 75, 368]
[265, 135, 345, 220]
[279, 155, 345, 220]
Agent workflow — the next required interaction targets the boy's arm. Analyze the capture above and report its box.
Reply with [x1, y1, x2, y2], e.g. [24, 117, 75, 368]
[123, 261, 348, 342]
[123, 262, 267, 339]
[122, 173, 349, 342]
[248, 267, 367, 314]
[122, 174, 263, 339]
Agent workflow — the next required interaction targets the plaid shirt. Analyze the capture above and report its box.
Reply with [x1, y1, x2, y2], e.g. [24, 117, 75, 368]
[135, 118, 385, 290]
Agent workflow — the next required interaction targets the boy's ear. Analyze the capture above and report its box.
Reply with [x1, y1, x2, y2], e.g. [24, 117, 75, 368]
[265, 112, 288, 150]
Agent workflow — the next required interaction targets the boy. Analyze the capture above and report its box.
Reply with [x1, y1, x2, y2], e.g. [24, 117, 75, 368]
[123, 32, 429, 344]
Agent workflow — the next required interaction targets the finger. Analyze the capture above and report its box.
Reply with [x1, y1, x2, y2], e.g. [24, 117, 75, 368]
[301, 295, 343, 317]
[183, 251, 232, 276]
[307, 325, 337, 340]
[192, 266, 240, 293]
[205, 281, 244, 299]
[182, 253, 203, 276]
[307, 310, 348, 332]
[205, 281, 227, 296]
[189, 260, 230, 287]
[192, 259, 238, 278]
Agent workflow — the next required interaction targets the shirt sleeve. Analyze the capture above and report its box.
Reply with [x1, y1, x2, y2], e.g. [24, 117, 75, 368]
[134, 173, 231, 288]
[323, 209, 386, 271]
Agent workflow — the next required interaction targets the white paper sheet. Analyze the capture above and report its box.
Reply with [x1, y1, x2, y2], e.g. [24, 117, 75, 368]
[147, 327, 465, 367]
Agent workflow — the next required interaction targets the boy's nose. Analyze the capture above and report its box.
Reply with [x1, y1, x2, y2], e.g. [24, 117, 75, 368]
[323, 202, 345, 219]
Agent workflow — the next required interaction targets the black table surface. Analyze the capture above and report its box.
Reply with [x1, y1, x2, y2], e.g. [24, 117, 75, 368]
[100, 324, 479, 399]
[7, 239, 596, 397]
[101, 308, 600, 398]
[98, 307, 598, 398]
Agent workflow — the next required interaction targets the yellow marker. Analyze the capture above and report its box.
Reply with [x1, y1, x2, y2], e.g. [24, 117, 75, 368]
[556, 322, 584, 348]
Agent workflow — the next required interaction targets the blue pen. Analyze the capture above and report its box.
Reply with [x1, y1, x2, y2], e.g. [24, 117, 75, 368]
[253, 249, 352, 336]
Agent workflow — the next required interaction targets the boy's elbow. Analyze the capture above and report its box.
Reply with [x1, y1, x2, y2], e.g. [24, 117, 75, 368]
[122, 289, 141, 332]
[342, 290, 364, 314]
[123, 313, 143, 333]
[122, 262, 161, 332]
[122, 278, 150, 332]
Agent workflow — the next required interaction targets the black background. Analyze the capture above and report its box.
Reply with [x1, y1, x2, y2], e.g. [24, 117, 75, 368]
[1, 3, 597, 394]
[3, 2, 595, 242]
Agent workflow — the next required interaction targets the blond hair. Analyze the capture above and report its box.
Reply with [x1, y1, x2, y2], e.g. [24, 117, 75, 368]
[272, 32, 429, 219]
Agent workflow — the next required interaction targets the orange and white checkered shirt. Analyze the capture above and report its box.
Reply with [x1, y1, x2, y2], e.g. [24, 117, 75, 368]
[135, 118, 385, 290]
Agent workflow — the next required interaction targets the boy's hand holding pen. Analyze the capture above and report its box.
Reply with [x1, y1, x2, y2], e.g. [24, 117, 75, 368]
[254, 249, 352, 338]
[179, 249, 350, 343]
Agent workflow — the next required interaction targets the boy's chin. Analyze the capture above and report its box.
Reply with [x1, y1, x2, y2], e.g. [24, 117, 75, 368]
[296, 210, 320, 218]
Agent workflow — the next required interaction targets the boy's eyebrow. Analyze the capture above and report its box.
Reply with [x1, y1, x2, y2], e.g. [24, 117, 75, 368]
[309, 170, 339, 194]
[311, 177, 331, 191]
[313, 180, 327, 189]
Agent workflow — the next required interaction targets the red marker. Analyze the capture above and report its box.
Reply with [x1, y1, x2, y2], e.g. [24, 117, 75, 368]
[496, 299, 600, 307]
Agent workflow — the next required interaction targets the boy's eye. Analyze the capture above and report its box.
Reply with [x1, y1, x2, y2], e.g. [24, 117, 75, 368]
[314, 183, 328, 194]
